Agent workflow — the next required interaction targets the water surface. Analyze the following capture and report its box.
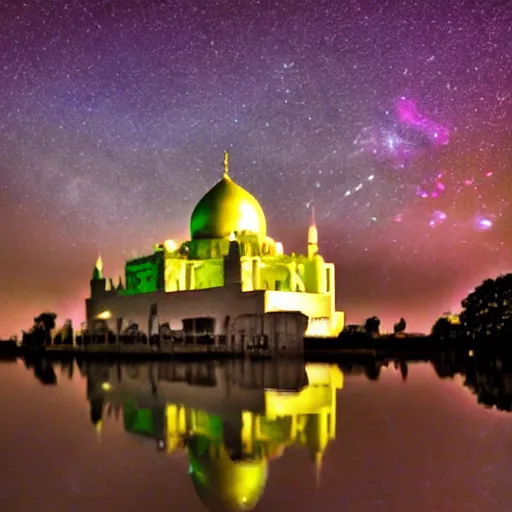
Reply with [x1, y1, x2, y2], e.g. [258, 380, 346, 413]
[1, 353, 511, 511]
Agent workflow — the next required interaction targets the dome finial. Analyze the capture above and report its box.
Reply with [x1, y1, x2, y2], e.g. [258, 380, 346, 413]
[223, 150, 229, 177]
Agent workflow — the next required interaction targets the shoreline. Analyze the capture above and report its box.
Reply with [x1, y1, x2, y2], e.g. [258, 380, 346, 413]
[2, 336, 512, 363]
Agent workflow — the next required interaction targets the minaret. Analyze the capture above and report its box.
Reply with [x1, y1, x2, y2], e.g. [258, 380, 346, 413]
[90, 255, 107, 297]
[305, 412, 329, 488]
[307, 203, 319, 259]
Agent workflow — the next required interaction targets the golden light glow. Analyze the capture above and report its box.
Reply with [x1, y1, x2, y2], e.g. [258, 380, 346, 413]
[101, 382, 112, 391]
[96, 310, 111, 320]
[275, 242, 283, 255]
[229, 232, 236, 241]
[239, 203, 264, 234]
[447, 313, 460, 324]
[163, 239, 178, 252]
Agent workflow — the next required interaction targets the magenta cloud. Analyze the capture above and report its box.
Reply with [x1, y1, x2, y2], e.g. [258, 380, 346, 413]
[395, 97, 450, 145]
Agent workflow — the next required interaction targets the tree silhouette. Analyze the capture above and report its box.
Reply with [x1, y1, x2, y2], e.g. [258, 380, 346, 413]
[364, 361, 381, 380]
[431, 317, 454, 339]
[460, 274, 512, 338]
[393, 318, 406, 335]
[34, 312, 57, 346]
[364, 316, 380, 335]
[22, 311, 57, 348]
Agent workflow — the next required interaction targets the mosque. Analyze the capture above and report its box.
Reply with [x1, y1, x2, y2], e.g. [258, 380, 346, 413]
[84, 359, 343, 511]
[86, 152, 345, 346]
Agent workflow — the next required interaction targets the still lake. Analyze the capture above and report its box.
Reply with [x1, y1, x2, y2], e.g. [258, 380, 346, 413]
[1, 352, 511, 512]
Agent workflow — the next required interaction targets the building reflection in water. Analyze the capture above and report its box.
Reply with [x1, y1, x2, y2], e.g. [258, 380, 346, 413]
[80, 359, 343, 511]
[18, 350, 512, 510]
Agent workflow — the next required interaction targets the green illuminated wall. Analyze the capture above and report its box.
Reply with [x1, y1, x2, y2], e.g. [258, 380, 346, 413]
[124, 403, 156, 436]
[122, 252, 164, 295]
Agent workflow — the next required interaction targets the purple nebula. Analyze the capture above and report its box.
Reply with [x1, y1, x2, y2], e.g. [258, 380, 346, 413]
[395, 97, 450, 146]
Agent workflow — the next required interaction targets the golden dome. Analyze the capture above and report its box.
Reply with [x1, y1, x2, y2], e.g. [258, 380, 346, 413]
[190, 166, 267, 240]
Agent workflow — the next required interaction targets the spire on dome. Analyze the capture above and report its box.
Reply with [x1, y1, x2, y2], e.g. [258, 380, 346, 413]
[223, 150, 229, 178]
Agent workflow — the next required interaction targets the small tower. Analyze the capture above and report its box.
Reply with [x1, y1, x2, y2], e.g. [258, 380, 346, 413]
[307, 203, 319, 259]
[90, 255, 107, 297]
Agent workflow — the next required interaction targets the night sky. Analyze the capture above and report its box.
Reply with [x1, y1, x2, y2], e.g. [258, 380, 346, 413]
[1, 0, 511, 337]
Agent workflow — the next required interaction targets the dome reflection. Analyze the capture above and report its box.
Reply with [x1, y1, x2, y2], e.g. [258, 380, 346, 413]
[188, 437, 268, 511]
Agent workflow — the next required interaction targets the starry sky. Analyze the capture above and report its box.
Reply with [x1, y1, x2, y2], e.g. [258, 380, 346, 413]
[1, 0, 511, 337]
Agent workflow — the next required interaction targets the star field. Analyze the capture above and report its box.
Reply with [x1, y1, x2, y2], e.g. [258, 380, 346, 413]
[1, 0, 511, 336]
